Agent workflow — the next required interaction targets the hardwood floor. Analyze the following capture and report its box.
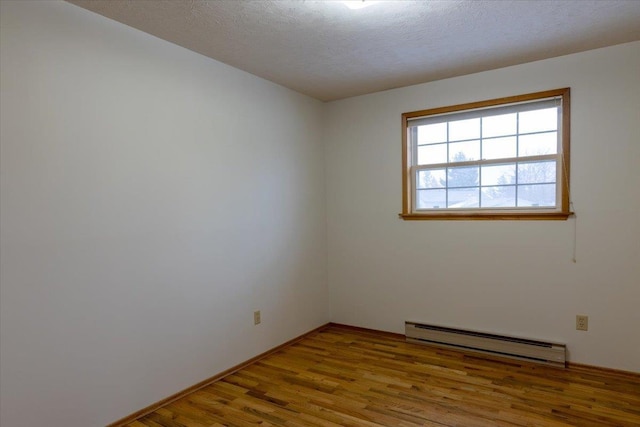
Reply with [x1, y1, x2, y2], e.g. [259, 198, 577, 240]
[127, 325, 640, 427]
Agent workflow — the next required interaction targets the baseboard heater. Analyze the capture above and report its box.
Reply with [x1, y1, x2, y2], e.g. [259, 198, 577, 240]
[405, 321, 566, 367]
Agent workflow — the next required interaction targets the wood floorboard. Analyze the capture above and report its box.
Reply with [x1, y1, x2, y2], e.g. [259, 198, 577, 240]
[128, 326, 640, 426]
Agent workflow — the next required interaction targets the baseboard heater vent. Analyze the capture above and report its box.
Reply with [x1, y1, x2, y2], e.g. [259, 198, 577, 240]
[405, 321, 566, 367]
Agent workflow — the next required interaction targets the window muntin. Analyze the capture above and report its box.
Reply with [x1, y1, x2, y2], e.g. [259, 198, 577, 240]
[401, 88, 570, 220]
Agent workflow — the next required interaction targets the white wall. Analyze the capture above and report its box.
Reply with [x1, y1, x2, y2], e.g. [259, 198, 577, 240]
[0, 2, 328, 426]
[325, 42, 640, 372]
[2, 2, 638, 426]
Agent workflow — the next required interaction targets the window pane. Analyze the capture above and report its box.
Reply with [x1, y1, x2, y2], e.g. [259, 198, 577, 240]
[482, 113, 517, 138]
[519, 108, 557, 134]
[417, 123, 447, 145]
[449, 140, 480, 162]
[481, 164, 515, 186]
[417, 189, 446, 209]
[481, 186, 516, 207]
[448, 188, 479, 208]
[482, 136, 517, 160]
[417, 169, 445, 189]
[447, 166, 479, 188]
[518, 161, 556, 184]
[519, 132, 557, 156]
[518, 184, 556, 207]
[449, 118, 480, 142]
[417, 143, 447, 165]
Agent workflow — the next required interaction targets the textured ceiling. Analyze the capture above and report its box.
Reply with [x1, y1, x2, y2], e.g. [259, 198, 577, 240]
[67, 0, 640, 101]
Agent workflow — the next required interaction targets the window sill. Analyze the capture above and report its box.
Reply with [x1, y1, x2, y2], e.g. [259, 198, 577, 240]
[399, 212, 573, 221]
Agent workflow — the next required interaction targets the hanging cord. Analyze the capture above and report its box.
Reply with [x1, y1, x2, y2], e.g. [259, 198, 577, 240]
[571, 201, 577, 263]
[562, 153, 577, 263]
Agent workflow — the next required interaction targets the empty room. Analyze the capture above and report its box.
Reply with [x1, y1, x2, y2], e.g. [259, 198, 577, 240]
[1, 1, 639, 426]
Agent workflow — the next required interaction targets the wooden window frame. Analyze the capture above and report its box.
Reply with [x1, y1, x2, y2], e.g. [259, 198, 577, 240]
[400, 88, 572, 220]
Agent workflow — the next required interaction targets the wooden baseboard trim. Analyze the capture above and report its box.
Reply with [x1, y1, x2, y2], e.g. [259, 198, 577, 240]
[328, 322, 405, 341]
[567, 362, 640, 380]
[106, 323, 330, 427]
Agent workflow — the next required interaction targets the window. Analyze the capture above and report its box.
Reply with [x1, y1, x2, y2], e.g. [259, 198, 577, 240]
[400, 88, 571, 220]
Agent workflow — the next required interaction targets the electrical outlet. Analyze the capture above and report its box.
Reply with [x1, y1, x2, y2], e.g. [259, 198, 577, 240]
[254, 310, 261, 325]
[576, 315, 588, 331]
